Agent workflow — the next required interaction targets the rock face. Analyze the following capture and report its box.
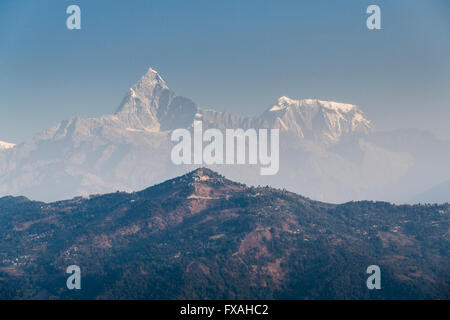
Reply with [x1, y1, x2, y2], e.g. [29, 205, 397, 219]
[0, 67, 448, 203]
[0, 168, 448, 299]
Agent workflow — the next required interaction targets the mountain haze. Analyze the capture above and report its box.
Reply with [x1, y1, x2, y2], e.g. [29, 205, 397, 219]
[0, 68, 448, 203]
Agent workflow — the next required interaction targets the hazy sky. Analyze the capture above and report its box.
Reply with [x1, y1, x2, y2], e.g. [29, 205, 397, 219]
[0, 0, 449, 143]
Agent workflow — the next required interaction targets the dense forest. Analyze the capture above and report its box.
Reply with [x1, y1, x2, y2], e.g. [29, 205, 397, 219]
[0, 168, 448, 299]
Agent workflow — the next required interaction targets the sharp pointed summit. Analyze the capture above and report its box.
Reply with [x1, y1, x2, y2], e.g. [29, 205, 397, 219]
[137, 67, 168, 91]
[114, 67, 173, 131]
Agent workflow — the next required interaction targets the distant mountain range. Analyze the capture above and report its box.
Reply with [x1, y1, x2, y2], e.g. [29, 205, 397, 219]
[0, 67, 448, 203]
[0, 168, 448, 299]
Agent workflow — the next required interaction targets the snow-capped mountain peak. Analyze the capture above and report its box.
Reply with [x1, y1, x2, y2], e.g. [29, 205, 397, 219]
[0, 140, 15, 150]
[137, 67, 168, 90]
[261, 96, 372, 144]
[114, 67, 172, 131]
[268, 96, 295, 111]
[127, 67, 169, 102]
[269, 97, 357, 113]
[113, 68, 373, 143]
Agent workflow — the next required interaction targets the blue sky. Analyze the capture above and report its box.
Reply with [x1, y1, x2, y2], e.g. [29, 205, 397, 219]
[0, 0, 449, 143]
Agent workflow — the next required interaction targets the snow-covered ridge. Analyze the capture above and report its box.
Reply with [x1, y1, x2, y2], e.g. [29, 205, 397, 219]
[112, 69, 372, 144]
[262, 96, 372, 144]
[270, 97, 357, 113]
[30, 68, 372, 148]
[0, 141, 15, 150]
